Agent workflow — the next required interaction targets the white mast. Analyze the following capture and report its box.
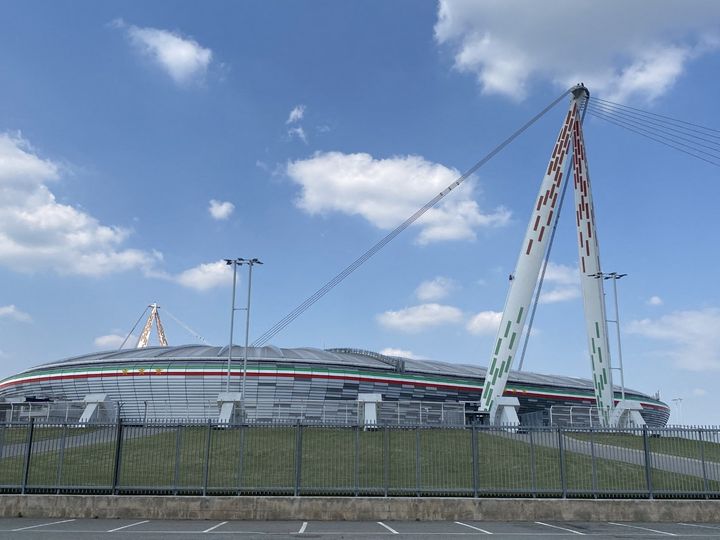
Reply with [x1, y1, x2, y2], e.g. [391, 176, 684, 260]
[479, 85, 589, 424]
[136, 303, 168, 348]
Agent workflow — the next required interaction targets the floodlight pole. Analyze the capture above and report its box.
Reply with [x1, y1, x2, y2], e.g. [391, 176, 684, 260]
[591, 272, 628, 400]
[241, 259, 262, 407]
[224, 259, 241, 392]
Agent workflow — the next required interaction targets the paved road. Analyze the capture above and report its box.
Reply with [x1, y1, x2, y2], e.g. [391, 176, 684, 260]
[0, 518, 719, 539]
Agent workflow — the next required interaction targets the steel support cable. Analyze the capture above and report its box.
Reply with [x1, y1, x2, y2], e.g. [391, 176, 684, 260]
[589, 101, 720, 146]
[119, 306, 150, 350]
[587, 103, 720, 153]
[593, 96, 720, 136]
[252, 89, 573, 346]
[587, 109, 720, 168]
[162, 308, 209, 345]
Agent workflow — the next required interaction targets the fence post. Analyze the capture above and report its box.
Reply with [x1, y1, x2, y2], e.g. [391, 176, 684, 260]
[354, 425, 360, 496]
[294, 422, 303, 497]
[589, 427, 598, 498]
[383, 426, 389, 497]
[111, 418, 123, 495]
[699, 429, 709, 499]
[558, 427, 567, 498]
[202, 420, 212, 496]
[471, 426, 478, 497]
[55, 424, 68, 494]
[642, 426, 653, 499]
[20, 419, 35, 494]
[529, 428, 536, 497]
[172, 425, 182, 496]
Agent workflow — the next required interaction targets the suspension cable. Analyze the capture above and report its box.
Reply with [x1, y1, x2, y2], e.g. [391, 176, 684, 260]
[163, 308, 209, 345]
[587, 108, 720, 168]
[119, 306, 150, 350]
[251, 89, 573, 346]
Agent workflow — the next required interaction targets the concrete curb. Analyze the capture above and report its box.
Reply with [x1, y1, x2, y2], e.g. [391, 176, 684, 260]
[1, 496, 719, 522]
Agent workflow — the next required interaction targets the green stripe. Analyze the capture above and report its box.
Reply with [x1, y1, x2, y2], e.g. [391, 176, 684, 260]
[494, 338, 502, 356]
[595, 321, 600, 338]
[504, 321, 511, 338]
[516, 307, 524, 324]
[509, 332, 517, 349]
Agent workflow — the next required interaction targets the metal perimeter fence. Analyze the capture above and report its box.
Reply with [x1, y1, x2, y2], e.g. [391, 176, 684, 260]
[0, 420, 718, 499]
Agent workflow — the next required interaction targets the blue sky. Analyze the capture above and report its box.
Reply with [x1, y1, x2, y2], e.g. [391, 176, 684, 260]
[1, 1, 719, 424]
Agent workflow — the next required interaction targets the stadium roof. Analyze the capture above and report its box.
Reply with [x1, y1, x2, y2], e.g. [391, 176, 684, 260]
[31, 345, 644, 396]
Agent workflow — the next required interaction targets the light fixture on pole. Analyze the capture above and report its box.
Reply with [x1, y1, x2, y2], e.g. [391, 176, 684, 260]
[589, 271, 628, 400]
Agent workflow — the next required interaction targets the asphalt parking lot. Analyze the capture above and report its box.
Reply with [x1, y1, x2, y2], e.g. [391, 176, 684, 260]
[0, 519, 719, 539]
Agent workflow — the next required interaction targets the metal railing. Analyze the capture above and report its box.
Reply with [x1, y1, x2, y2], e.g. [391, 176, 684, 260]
[0, 420, 717, 498]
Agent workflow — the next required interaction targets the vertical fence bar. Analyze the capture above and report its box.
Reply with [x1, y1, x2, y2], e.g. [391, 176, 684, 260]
[471, 426, 478, 497]
[237, 424, 245, 495]
[55, 424, 68, 493]
[354, 425, 360, 496]
[558, 427, 567, 498]
[699, 429, 709, 499]
[642, 426, 653, 499]
[415, 427, 421, 496]
[172, 425, 182, 495]
[202, 420, 211, 496]
[20, 420, 34, 494]
[294, 422, 303, 497]
[590, 427, 598, 498]
[111, 419, 123, 495]
[383, 426, 389, 497]
[529, 428, 537, 497]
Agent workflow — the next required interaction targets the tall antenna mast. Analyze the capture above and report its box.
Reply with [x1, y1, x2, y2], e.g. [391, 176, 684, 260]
[136, 303, 168, 348]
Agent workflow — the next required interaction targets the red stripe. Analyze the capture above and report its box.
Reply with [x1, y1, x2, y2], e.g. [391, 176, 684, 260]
[533, 215, 540, 231]
[526, 239, 533, 255]
[538, 226, 545, 242]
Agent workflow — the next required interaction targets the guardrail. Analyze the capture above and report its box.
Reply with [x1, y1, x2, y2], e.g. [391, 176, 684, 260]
[0, 421, 718, 498]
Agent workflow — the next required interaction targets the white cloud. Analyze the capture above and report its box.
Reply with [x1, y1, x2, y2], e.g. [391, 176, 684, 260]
[287, 151, 510, 244]
[0, 133, 161, 276]
[0, 304, 31, 323]
[434, 0, 720, 102]
[692, 388, 707, 397]
[415, 276, 456, 301]
[94, 333, 131, 349]
[380, 347, 418, 359]
[647, 295, 664, 306]
[466, 310, 502, 335]
[117, 20, 213, 85]
[377, 303, 463, 333]
[288, 126, 308, 144]
[539, 262, 580, 304]
[208, 199, 235, 220]
[175, 260, 232, 291]
[627, 308, 720, 371]
[286, 105, 306, 124]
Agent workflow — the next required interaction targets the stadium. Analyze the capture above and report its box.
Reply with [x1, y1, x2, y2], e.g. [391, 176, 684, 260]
[0, 345, 669, 427]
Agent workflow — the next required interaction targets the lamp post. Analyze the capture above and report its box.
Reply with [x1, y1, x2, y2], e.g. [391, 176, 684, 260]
[224, 258, 263, 401]
[240, 258, 262, 408]
[590, 271, 628, 400]
[224, 258, 242, 392]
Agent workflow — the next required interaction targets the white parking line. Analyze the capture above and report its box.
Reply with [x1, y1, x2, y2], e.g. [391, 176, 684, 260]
[108, 520, 149, 533]
[455, 521, 493, 534]
[535, 521, 585, 535]
[12, 519, 76, 531]
[203, 521, 228, 533]
[378, 521, 399, 534]
[608, 522, 676, 536]
[298, 521, 308, 534]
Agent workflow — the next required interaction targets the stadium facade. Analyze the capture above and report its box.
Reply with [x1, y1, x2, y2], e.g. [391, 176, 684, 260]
[0, 345, 670, 427]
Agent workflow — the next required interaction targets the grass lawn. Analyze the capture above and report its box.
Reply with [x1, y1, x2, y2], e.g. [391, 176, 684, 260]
[567, 432, 720, 463]
[1, 426, 716, 496]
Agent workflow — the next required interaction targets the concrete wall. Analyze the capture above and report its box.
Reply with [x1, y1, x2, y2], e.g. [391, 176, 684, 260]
[1, 496, 719, 522]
